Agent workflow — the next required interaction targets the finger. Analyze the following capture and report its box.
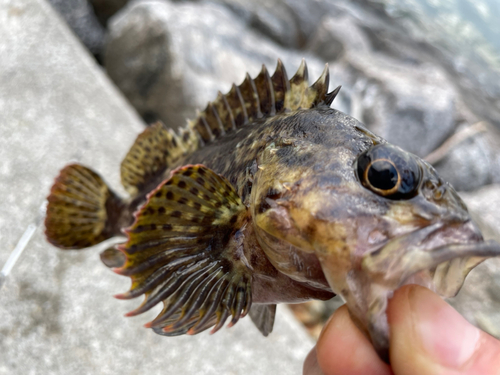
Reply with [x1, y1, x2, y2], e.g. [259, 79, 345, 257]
[388, 284, 500, 375]
[303, 346, 324, 375]
[315, 305, 392, 375]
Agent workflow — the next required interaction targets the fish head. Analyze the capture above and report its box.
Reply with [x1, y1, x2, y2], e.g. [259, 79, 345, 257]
[252, 108, 500, 359]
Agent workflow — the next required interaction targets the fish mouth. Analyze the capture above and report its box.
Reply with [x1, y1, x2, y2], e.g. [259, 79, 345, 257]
[361, 221, 500, 296]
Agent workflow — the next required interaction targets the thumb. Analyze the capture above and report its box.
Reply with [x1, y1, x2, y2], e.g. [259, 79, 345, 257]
[388, 285, 500, 375]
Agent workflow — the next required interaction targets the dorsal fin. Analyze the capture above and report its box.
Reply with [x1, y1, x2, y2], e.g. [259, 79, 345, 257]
[187, 59, 341, 144]
[120, 60, 341, 197]
[120, 122, 189, 196]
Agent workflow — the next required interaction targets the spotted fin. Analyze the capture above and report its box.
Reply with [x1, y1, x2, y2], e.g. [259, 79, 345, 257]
[249, 304, 276, 337]
[187, 59, 341, 144]
[120, 121, 195, 197]
[45, 164, 125, 249]
[115, 165, 253, 335]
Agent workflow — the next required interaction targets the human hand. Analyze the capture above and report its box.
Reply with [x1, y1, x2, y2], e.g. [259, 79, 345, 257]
[303, 285, 500, 375]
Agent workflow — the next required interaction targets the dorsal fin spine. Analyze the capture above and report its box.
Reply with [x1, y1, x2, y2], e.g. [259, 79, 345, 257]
[215, 91, 236, 132]
[210, 103, 226, 135]
[253, 65, 275, 117]
[239, 73, 262, 122]
[222, 84, 248, 128]
[203, 102, 225, 138]
[185, 60, 339, 147]
[289, 59, 309, 110]
[325, 85, 342, 106]
[197, 114, 214, 143]
[271, 59, 291, 113]
[311, 64, 330, 107]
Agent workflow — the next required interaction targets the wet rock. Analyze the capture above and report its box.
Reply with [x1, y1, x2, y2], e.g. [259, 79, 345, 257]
[451, 185, 500, 339]
[0, 0, 314, 373]
[47, 0, 106, 55]
[105, 0, 330, 129]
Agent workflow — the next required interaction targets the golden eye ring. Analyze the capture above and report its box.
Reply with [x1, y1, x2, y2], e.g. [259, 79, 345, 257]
[363, 158, 401, 196]
[355, 144, 421, 200]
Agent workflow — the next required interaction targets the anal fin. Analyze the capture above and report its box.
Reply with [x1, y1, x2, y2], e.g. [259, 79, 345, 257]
[249, 304, 276, 337]
[100, 245, 126, 268]
[115, 165, 253, 335]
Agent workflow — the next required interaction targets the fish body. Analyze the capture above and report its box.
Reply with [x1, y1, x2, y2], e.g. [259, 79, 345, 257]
[45, 60, 500, 361]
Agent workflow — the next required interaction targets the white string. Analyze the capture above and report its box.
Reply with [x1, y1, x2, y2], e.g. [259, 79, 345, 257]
[0, 202, 46, 291]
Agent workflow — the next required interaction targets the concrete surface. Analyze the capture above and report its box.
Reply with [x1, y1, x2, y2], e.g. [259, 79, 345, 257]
[0, 0, 313, 374]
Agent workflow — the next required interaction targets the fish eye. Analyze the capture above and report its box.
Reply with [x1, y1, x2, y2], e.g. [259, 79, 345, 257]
[356, 144, 421, 200]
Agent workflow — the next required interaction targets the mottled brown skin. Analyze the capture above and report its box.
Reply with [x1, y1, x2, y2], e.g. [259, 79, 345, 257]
[122, 108, 345, 304]
[130, 104, 496, 359]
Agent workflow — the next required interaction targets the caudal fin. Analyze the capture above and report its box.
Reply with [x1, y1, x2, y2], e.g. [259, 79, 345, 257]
[45, 164, 125, 249]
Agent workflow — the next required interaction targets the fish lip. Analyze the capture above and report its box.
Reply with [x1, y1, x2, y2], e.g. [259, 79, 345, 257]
[362, 220, 500, 284]
[421, 239, 500, 262]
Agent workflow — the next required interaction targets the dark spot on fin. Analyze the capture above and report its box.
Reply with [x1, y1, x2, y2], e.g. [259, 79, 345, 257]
[248, 304, 276, 337]
[115, 165, 252, 336]
[45, 164, 124, 249]
[100, 245, 126, 268]
[120, 121, 187, 196]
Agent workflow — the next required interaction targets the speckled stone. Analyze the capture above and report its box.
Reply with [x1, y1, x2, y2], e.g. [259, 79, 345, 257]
[0, 1, 313, 374]
[450, 185, 500, 339]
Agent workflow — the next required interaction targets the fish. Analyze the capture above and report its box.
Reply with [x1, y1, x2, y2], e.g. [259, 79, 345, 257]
[44, 59, 500, 361]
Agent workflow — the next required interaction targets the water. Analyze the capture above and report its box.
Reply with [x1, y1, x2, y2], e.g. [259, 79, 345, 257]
[370, 0, 500, 97]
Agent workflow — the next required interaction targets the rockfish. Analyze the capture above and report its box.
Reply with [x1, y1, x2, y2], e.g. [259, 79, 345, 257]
[45, 60, 500, 361]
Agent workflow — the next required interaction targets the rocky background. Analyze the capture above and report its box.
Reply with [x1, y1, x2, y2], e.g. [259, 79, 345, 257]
[1, 0, 500, 373]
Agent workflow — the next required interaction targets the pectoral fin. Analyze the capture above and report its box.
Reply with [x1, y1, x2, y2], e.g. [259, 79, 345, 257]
[114, 165, 253, 335]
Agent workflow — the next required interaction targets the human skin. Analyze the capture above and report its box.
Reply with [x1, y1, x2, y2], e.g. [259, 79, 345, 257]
[303, 285, 500, 375]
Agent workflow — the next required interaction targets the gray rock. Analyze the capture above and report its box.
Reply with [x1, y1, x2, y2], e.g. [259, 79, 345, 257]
[47, 0, 106, 55]
[434, 122, 500, 191]
[278, 0, 326, 47]
[450, 185, 500, 339]
[205, 0, 300, 48]
[307, 14, 371, 61]
[0, 0, 313, 374]
[200, 0, 326, 49]
[105, 0, 334, 129]
[340, 53, 458, 158]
